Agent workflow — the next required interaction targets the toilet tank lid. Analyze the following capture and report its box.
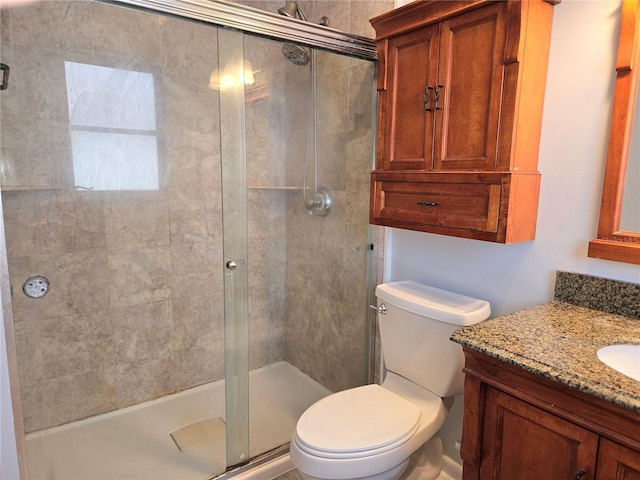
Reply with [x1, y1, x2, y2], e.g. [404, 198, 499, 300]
[375, 281, 491, 326]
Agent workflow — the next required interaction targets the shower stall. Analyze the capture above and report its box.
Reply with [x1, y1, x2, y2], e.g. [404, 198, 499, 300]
[0, 0, 378, 478]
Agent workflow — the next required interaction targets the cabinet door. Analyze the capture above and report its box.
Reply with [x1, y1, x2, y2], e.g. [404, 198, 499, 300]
[380, 24, 439, 171]
[435, 3, 506, 171]
[596, 439, 640, 479]
[480, 387, 598, 480]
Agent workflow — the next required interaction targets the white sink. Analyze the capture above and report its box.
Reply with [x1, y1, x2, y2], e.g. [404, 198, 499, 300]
[597, 344, 640, 382]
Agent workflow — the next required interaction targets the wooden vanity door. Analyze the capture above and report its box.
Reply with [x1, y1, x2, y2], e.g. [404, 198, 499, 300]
[480, 387, 598, 479]
[596, 439, 640, 479]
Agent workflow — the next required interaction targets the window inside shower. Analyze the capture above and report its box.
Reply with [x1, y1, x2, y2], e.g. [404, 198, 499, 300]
[0, 1, 378, 479]
[64, 61, 160, 191]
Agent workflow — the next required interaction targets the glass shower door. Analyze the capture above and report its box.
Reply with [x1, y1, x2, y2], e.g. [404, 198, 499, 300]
[218, 24, 378, 469]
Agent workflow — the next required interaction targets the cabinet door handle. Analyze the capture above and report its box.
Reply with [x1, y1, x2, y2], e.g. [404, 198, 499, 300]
[575, 470, 587, 480]
[424, 86, 433, 111]
[417, 201, 439, 207]
[434, 84, 444, 111]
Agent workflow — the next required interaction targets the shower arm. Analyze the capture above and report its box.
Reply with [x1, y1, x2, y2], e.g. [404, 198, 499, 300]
[278, 1, 329, 26]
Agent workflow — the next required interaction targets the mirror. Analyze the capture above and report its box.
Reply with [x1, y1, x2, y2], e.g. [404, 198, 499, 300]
[620, 82, 640, 231]
[588, 0, 640, 265]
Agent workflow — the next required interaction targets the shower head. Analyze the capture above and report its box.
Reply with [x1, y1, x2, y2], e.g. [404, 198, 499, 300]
[278, 1, 328, 66]
[278, 1, 307, 22]
[282, 43, 311, 66]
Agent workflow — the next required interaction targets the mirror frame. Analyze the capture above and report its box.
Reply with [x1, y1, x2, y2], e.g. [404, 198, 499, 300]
[589, 0, 640, 265]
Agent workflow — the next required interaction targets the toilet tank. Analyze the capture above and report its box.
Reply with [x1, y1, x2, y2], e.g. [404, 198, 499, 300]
[376, 281, 490, 398]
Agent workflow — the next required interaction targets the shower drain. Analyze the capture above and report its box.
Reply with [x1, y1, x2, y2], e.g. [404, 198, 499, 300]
[23, 276, 50, 299]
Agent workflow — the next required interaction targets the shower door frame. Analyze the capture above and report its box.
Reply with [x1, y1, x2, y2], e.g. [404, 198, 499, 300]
[104, 0, 377, 60]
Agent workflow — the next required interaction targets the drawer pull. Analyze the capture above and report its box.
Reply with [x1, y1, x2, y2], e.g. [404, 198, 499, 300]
[575, 470, 586, 480]
[417, 201, 439, 207]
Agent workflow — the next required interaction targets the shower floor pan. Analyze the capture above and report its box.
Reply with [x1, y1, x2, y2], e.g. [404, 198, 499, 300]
[25, 361, 330, 480]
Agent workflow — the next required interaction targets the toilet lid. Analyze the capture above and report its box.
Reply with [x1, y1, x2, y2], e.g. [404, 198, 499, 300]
[295, 384, 421, 454]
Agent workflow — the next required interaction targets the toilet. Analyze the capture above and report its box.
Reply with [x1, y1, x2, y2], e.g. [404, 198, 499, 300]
[290, 281, 491, 480]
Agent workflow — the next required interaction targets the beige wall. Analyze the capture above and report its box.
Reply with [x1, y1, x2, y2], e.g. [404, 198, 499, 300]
[0, 0, 387, 433]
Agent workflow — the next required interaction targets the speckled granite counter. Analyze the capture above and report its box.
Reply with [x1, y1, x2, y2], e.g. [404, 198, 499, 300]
[451, 287, 640, 414]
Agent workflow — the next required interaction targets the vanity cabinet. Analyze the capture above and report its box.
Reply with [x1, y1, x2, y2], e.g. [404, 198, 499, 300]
[461, 348, 640, 480]
[480, 387, 598, 478]
[369, 0, 558, 243]
[597, 439, 640, 479]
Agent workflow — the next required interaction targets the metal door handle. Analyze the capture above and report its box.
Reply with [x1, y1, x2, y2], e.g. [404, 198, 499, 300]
[0, 64, 9, 91]
[226, 260, 237, 270]
[434, 84, 443, 111]
[424, 86, 434, 111]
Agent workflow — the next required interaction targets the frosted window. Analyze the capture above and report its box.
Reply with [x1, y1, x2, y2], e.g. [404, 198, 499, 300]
[65, 62, 159, 190]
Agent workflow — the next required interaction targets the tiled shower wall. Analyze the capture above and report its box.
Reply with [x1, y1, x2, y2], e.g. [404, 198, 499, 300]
[262, 0, 392, 391]
[0, 0, 391, 433]
[282, 52, 375, 392]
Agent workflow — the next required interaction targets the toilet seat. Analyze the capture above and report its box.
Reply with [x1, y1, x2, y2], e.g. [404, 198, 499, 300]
[290, 375, 448, 480]
[294, 384, 421, 458]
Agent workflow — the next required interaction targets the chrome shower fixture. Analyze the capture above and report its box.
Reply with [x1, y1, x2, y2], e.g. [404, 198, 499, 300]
[277, 1, 329, 26]
[282, 43, 311, 66]
[305, 187, 332, 217]
[278, 1, 306, 21]
[278, 1, 331, 217]
[277, 2, 328, 67]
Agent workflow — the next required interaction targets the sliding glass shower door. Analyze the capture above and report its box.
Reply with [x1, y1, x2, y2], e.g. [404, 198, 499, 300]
[218, 25, 378, 469]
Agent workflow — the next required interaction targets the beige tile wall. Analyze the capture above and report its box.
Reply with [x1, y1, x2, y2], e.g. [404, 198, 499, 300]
[283, 52, 374, 392]
[247, 0, 393, 392]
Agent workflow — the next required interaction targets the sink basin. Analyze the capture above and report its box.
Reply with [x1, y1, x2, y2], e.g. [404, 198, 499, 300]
[597, 344, 640, 382]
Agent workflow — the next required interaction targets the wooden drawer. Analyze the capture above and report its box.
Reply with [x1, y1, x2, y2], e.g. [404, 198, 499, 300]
[369, 171, 540, 243]
[371, 172, 501, 232]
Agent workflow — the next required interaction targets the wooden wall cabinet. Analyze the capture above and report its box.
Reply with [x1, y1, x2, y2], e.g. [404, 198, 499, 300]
[370, 0, 558, 243]
[461, 349, 640, 480]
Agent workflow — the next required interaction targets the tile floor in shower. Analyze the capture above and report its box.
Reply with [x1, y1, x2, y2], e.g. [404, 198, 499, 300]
[25, 362, 330, 480]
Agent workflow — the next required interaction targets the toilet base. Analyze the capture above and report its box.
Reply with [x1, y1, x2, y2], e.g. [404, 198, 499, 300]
[293, 435, 444, 480]
[399, 434, 444, 480]
[296, 459, 409, 480]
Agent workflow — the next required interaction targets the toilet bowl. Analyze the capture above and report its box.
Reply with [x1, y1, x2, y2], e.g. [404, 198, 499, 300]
[289, 281, 491, 480]
[290, 373, 446, 480]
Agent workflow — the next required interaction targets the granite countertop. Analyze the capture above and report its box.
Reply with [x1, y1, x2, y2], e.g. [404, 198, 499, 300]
[451, 300, 640, 413]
